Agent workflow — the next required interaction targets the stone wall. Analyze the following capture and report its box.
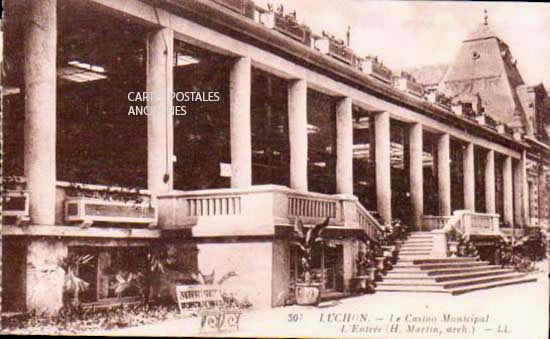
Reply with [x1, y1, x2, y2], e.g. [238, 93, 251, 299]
[196, 240, 273, 309]
[26, 238, 67, 314]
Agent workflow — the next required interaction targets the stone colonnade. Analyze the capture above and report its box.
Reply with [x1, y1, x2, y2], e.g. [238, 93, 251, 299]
[23, 0, 530, 229]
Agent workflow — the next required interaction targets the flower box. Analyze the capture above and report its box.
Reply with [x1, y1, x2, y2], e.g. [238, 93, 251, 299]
[359, 58, 392, 84]
[395, 77, 424, 98]
[274, 13, 312, 45]
[212, 0, 254, 17]
[327, 40, 355, 65]
[64, 197, 158, 227]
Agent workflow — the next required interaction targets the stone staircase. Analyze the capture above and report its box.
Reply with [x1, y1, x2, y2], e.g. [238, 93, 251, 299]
[376, 231, 537, 295]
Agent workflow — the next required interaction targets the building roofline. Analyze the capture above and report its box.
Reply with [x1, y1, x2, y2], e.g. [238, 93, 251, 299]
[158, 0, 529, 152]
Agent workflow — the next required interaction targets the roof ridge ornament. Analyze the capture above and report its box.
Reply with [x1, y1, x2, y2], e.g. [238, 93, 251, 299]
[484, 9, 488, 26]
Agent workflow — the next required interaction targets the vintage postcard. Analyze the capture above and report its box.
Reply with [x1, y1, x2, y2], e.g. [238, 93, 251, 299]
[1, 0, 549, 338]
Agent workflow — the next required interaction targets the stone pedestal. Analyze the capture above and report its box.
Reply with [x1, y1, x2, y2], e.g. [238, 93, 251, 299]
[430, 230, 448, 258]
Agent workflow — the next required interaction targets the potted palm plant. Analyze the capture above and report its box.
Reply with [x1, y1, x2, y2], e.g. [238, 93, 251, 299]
[353, 238, 377, 294]
[290, 217, 330, 306]
[446, 227, 461, 257]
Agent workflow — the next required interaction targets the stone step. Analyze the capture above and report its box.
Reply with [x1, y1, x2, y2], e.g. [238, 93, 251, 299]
[400, 247, 433, 251]
[424, 265, 503, 276]
[399, 244, 434, 248]
[403, 235, 434, 239]
[396, 257, 479, 264]
[448, 276, 537, 295]
[375, 285, 446, 293]
[440, 273, 528, 289]
[398, 249, 433, 254]
[384, 268, 514, 281]
[380, 272, 525, 288]
[433, 269, 515, 282]
[376, 276, 537, 294]
[401, 240, 434, 245]
[398, 252, 432, 256]
[392, 261, 490, 270]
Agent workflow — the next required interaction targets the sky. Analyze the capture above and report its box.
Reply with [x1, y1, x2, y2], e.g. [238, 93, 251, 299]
[254, 0, 550, 89]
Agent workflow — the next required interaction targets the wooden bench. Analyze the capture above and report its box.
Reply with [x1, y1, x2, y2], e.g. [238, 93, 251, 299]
[176, 285, 242, 333]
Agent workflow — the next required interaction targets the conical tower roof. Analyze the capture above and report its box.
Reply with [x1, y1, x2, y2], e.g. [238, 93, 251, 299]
[439, 12, 525, 125]
[464, 19, 498, 42]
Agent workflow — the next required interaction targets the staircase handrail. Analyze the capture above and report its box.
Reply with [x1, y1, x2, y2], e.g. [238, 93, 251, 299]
[441, 210, 467, 235]
[355, 200, 384, 241]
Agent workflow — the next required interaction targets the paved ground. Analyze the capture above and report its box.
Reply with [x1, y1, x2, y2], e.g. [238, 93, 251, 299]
[91, 264, 548, 339]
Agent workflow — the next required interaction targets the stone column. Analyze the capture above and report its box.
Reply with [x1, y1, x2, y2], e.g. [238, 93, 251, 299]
[485, 150, 496, 214]
[336, 97, 353, 195]
[513, 151, 529, 227]
[229, 57, 252, 188]
[463, 142, 475, 211]
[503, 156, 514, 226]
[147, 27, 174, 195]
[288, 79, 308, 191]
[437, 134, 451, 216]
[539, 166, 548, 223]
[24, 0, 57, 225]
[375, 111, 391, 224]
[409, 123, 423, 229]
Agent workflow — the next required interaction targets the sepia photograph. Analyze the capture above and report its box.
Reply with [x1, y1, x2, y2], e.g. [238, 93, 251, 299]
[0, 0, 549, 337]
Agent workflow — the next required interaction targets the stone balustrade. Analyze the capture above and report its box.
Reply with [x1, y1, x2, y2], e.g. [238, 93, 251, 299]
[157, 184, 382, 238]
[423, 215, 452, 230]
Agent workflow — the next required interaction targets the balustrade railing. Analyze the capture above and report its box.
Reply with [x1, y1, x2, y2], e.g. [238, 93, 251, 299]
[356, 202, 383, 240]
[436, 210, 500, 235]
[288, 195, 337, 219]
[423, 215, 452, 230]
[157, 185, 383, 240]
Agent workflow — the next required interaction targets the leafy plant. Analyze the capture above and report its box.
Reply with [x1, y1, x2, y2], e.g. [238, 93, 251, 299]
[66, 183, 145, 204]
[446, 227, 462, 242]
[58, 254, 94, 307]
[139, 246, 178, 303]
[191, 270, 238, 285]
[497, 231, 546, 272]
[290, 217, 331, 284]
[356, 236, 376, 275]
[111, 271, 143, 298]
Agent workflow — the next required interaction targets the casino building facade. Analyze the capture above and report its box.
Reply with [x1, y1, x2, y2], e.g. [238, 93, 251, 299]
[2, 0, 550, 313]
